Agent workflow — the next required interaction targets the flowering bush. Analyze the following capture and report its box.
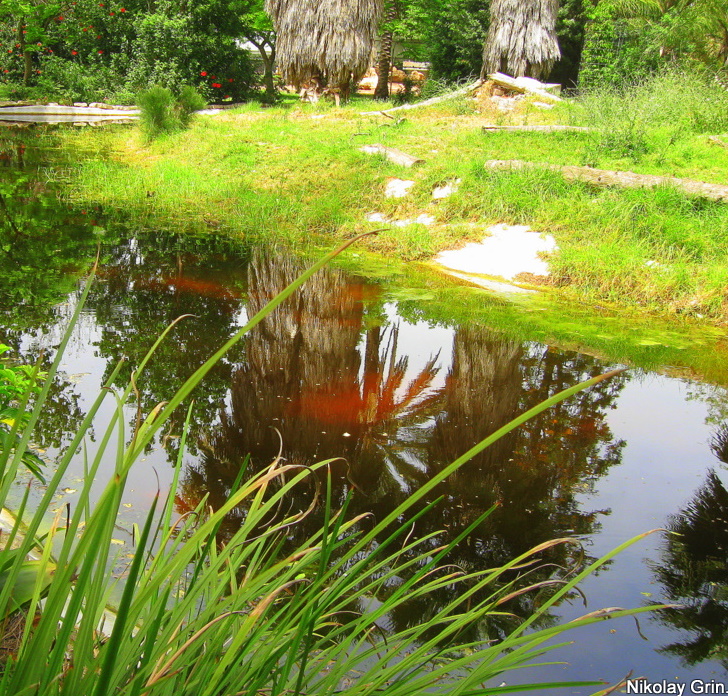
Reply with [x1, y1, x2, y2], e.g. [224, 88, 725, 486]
[0, 0, 255, 102]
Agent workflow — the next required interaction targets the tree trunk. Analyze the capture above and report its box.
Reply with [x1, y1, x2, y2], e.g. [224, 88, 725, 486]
[484, 159, 728, 203]
[481, 0, 561, 80]
[258, 45, 276, 101]
[374, 0, 398, 100]
[17, 20, 31, 86]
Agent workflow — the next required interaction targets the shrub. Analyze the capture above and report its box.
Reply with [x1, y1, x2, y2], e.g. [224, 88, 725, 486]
[137, 85, 205, 140]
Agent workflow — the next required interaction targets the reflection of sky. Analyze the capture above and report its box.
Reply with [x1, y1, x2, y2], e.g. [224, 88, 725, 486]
[503, 373, 728, 692]
[16, 301, 178, 542]
[369, 302, 454, 394]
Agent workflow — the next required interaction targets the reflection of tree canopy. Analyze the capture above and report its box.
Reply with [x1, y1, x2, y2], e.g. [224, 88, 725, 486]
[84, 230, 251, 454]
[0, 132, 100, 332]
[651, 469, 728, 671]
[185, 248, 629, 642]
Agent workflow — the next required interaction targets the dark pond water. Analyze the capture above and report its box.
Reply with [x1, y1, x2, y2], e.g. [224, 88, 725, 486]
[3, 129, 728, 692]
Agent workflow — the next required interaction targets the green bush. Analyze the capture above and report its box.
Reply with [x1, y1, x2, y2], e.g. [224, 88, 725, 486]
[177, 85, 206, 127]
[137, 85, 206, 140]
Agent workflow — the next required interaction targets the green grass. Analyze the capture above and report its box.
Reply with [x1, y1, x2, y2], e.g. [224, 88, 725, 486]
[0, 248, 665, 695]
[54, 69, 728, 320]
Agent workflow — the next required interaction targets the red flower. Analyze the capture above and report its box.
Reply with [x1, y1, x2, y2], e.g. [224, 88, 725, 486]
[120, 7, 126, 11]
[109, 11, 114, 15]
[57, 15, 64, 20]
[71, 50, 78, 55]
[98, 49, 103, 53]
[212, 83, 221, 88]
[200, 71, 207, 76]
[83, 27, 87, 31]
[99, 2, 104, 5]
[228, 78, 233, 82]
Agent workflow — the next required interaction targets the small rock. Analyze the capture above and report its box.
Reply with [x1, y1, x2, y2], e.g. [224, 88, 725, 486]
[366, 212, 388, 222]
[73, 102, 88, 107]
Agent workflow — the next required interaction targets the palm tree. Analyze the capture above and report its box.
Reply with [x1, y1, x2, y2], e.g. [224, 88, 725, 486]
[264, 0, 384, 99]
[374, 0, 399, 100]
[480, 0, 561, 79]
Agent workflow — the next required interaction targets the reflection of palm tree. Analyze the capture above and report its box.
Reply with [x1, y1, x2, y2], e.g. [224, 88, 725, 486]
[186, 248, 446, 512]
[651, 469, 728, 671]
[711, 424, 728, 465]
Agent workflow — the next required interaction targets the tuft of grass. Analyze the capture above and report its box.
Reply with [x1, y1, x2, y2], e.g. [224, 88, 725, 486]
[137, 85, 206, 141]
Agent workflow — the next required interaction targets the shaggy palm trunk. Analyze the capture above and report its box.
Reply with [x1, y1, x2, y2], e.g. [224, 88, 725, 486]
[481, 0, 561, 79]
[374, 0, 398, 100]
[265, 0, 384, 95]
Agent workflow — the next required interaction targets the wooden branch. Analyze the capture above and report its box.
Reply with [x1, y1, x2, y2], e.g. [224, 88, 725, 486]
[484, 159, 728, 203]
[708, 135, 728, 149]
[488, 72, 562, 102]
[482, 125, 590, 133]
[359, 144, 424, 167]
[360, 80, 482, 116]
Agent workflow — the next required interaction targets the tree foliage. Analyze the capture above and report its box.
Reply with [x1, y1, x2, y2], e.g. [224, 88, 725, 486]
[395, 0, 490, 81]
[0, 0, 259, 102]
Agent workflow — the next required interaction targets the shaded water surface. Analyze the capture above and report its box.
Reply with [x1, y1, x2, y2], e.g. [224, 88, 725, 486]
[3, 130, 728, 691]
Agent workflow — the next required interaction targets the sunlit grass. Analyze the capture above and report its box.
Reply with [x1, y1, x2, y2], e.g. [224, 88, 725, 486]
[55, 71, 728, 320]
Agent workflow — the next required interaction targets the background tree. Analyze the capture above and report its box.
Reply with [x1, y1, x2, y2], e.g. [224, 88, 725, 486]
[374, 0, 399, 99]
[395, 0, 490, 82]
[0, 0, 258, 102]
[240, 1, 277, 102]
[481, 0, 561, 79]
[264, 0, 384, 97]
[551, 0, 589, 86]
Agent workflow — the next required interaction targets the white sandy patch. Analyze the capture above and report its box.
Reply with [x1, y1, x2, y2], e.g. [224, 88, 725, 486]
[385, 178, 415, 198]
[434, 223, 557, 280]
[432, 179, 461, 200]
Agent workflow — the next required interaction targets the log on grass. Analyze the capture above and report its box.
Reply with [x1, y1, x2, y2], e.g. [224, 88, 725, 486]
[488, 72, 562, 102]
[360, 80, 482, 116]
[484, 159, 728, 203]
[482, 125, 590, 133]
[708, 135, 728, 149]
[359, 144, 424, 167]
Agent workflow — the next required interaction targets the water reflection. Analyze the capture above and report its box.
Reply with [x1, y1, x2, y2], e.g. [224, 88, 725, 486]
[161, 247, 630, 638]
[651, 428, 728, 669]
[0, 132, 100, 331]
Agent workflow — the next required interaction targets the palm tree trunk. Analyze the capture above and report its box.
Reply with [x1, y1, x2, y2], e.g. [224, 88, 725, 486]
[374, 0, 398, 100]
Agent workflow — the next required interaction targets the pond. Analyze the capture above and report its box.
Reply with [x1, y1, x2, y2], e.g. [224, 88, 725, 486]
[3, 128, 728, 692]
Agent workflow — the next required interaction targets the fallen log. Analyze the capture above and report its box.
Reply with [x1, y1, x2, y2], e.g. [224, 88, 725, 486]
[359, 144, 424, 167]
[488, 72, 562, 102]
[482, 125, 590, 133]
[360, 80, 482, 116]
[484, 160, 728, 203]
[708, 135, 728, 149]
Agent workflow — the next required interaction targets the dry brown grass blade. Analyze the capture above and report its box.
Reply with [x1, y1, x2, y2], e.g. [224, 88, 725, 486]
[143, 611, 250, 692]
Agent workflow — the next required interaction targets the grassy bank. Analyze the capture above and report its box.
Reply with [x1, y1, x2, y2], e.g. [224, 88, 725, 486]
[55, 70, 728, 321]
